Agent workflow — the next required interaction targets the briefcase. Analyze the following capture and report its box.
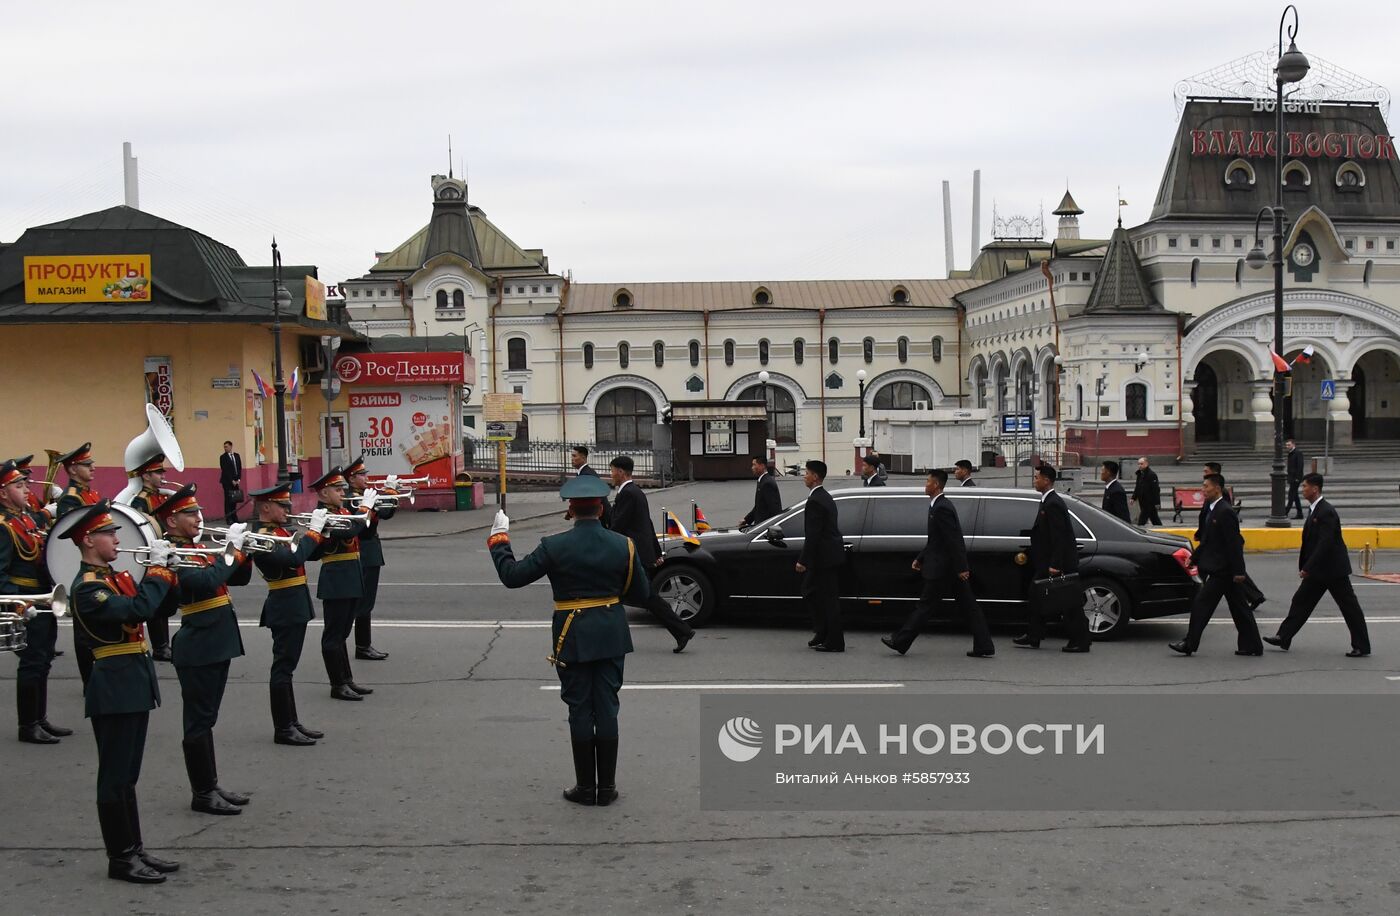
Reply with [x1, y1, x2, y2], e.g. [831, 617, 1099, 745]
[1239, 575, 1266, 611]
[1031, 573, 1084, 616]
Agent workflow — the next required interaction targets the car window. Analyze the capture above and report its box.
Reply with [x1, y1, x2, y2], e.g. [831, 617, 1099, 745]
[778, 497, 867, 537]
[864, 496, 929, 536]
[977, 497, 1038, 537]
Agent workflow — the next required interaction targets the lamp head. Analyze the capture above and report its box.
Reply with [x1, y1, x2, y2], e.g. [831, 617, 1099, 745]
[856, 369, 867, 382]
[1277, 40, 1310, 85]
[1246, 243, 1269, 269]
[758, 370, 770, 383]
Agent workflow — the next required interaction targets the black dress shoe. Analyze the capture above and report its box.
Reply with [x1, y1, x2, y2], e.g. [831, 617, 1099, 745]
[355, 646, 389, 661]
[966, 648, 995, 658]
[881, 635, 908, 655]
[673, 630, 694, 654]
[1234, 649, 1263, 656]
[275, 727, 316, 746]
[807, 637, 822, 648]
[1012, 635, 1040, 649]
[151, 646, 173, 663]
[595, 786, 619, 806]
[108, 853, 165, 884]
[293, 722, 324, 740]
[52, 649, 64, 657]
[1168, 641, 1194, 656]
[1263, 635, 1290, 650]
[563, 785, 596, 805]
[190, 791, 241, 816]
[39, 719, 73, 738]
[135, 848, 180, 873]
[1061, 644, 1091, 653]
[215, 787, 250, 806]
[330, 685, 363, 701]
[1346, 649, 1371, 658]
[18, 724, 60, 744]
[346, 682, 374, 696]
[813, 644, 844, 653]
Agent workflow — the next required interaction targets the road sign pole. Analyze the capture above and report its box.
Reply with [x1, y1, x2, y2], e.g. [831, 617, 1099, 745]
[498, 441, 507, 511]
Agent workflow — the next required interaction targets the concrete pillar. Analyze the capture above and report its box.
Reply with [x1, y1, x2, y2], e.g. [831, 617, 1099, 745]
[1251, 379, 1276, 450]
[1328, 379, 1354, 449]
[1181, 380, 1197, 455]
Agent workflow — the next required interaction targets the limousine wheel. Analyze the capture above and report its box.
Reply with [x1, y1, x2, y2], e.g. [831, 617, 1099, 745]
[654, 565, 717, 628]
[1082, 577, 1131, 640]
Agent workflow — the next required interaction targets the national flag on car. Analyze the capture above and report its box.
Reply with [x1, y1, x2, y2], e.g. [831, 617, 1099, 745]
[1269, 350, 1292, 374]
[692, 502, 711, 532]
[250, 369, 275, 399]
[1291, 345, 1315, 366]
[664, 510, 700, 546]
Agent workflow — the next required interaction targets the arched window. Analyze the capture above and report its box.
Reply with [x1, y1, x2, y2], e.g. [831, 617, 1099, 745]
[1126, 382, 1148, 421]
[653, 341, 665, 368]
[793, 339, 804, 365]
[1235, 259, 1244, 286]
[891, 286, 909, 304]
[452, 289, 465, 309]
[931, 337, 943, 363]
[863, 337, 875, 364]
[436, 289, 448, 309]
[897, 337, 909, 363]
[874, 381, 933, 409]
[618, 342, 630, 369]
[1190, 258, 1200, 288]
[724, 339, 735, 366]
[1282, 160, 1311, 189]
[506, 338, 527, 372]
[1076, 384, 1084, 420]
[828, 338, 840, 365]
[595, 387, 656, 448]
[613, 290, 632, 309]
[1014, 363, 1032, 412]
[583, 342, 594, 370]
[758, 339, 770, 365]
[739, 383, 797, 445]
[1364, 259, 1374, 287]
[973, 365, 987, 408]
[753, 287, 772, 306]
[688, 340, 700, 367]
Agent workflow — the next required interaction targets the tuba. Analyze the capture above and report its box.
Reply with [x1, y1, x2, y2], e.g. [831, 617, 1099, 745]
[115, 404, 185, 507]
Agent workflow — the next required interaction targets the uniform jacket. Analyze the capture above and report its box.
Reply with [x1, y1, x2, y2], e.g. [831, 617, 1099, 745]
[1299, 498, 1351, 580]
[1030, 490, 1078, 577]
[168, 537, 251, 668]
[56, 483, 100, 518]
[798, 486, 845, 569]
[610, 481, 661, 568]
[1132, 467, 1161, 507]
[490, 519, 648, 665]
[70, 562, 176, 717]
[311, 503, 368, 600]
[917, 495, 969, 580]
[743, 472, 783, 527]
[351, 487, 395, 568]
[252, 521, 326, 628]
[1102, 479, 1132, 523]
[0, 507, 53, 594]
[1191, 499, 1247, 577]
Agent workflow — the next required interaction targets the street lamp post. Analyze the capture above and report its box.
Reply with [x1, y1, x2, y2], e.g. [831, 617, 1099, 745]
[1247, 5, 1310, 528]
[856, 369, 868, 439]
[758, 370, 772, 464]
[270, 239, 292, 487]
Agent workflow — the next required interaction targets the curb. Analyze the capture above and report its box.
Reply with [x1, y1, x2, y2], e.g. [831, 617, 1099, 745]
[1157, 526, 1400, 552]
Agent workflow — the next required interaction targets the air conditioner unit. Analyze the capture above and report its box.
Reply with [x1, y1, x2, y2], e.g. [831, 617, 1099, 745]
[912, 400, 929, 410]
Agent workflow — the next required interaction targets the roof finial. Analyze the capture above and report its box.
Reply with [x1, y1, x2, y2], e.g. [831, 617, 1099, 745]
[1116, 186, 1124, 228]
[448, 134, 454, 179]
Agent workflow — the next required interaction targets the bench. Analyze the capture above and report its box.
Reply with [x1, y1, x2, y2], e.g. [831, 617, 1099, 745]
[1171, 486, 1242, 524]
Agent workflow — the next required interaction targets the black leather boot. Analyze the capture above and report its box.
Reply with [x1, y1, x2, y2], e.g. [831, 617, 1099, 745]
[206, 733, 250, 806]
[98, 800, 164, 884]
[325, 649, 362, 701]
[563, 737, 596, 805]
[183, 737, 240, 815]
[36, 681, 73, 737]
[16, 681, 59, 745]
[342, 646, 373, 695]
[125, 789, 179, 873]
[595, 737, 619, 806]
[288, 687, 324, 739]
[272, 684, 315, 746]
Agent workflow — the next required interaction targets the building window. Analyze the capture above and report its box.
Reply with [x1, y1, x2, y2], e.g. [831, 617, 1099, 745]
[1168, 237, 1178, 248]
[613, 290, 632, 309]
[1211, 237, 1222, 249]
[931, 337, 943, 362]
[828, 338, 839, 365]
[545, 285, 554, 293]
[595, 387, 656, 448]
[793, 339, 804, 365]
[724, 339, 735, 366]
[704, 420, 735, 455]
[352, 289, 360, 297]
[1076, 384, 1083, 420]
[739, 383, 797, 444]
[827, 416, 843, 433]
[583, 343, 594, 370]
[689, 340, 700, 367]
[436, 289, 448, 309]
[1069, 272, 1078, 281]
[758, 339, 770, 365]
[517, 286, 525, 294]
[507, 338, 527, 372]
[1388, 239, 1396, 251]
[1125, 382, 1148, 421]
[897, 337, 909, 363]
[618, 342, 630, 369]
[1190, 258, 1201, 287]
[874, 381, 933, 409]
[1234, 237, 1244, 249]
[531, 286, 540, 294]
[653, 341, 665, 368]
[862, 337, 874, 364]
[891, 286, 909, 304]
[1189, 237, 1200, 249]
[753, 287, 772, 306]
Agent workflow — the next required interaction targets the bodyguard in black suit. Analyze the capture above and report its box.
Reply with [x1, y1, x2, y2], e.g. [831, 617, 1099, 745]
[218, 441, 242, 525]
[883, 470, 993, 657]
[1131, 458, 1162, 526]
[608, 456, 694, 652]
[1170, 474, 1262, 656]
[860, 454, 886, 486]
[741, 456, 783, 528]
[1285, 440, 1305, 519]
[1100, 461, 1132, 523]
[1014, 464, 1091, 652]
[570, 445, 611, 528]
[953, 460, 977, 487]
[796, 460, 845, 652]
[1266, 474, 1371, 656]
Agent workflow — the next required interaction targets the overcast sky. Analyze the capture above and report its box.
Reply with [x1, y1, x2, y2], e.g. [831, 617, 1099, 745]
[4, 0, 1398, 286]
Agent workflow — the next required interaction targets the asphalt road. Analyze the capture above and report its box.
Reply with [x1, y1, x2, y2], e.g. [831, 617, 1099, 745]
[3, 505, 1399, 915]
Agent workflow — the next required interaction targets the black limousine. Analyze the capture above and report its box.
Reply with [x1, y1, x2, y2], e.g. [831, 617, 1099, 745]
[650, 486, 1198, 638]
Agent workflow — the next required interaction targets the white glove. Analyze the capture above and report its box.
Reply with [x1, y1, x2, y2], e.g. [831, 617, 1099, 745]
[147, 540, 178, 569]
[384, 475, 401, 490]
[491, 511, 510, 537]
[224, 522, 249, 552]
[357, 488, 379, 511]
[308, 508, 330, 535]
[44, 502, 58, 516]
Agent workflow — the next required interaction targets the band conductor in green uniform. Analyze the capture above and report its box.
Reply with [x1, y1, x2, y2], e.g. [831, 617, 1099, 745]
[488, 474, 650, 806]
[347, 456, 393, 661]
[58, 500, 183, 884]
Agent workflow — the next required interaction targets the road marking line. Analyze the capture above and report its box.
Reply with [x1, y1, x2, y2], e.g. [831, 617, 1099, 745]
[539, 683, 905, 691]
[1386, 676, 1400, 681]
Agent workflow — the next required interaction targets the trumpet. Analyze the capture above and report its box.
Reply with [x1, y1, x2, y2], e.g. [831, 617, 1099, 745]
[287, 511, 370, 531]
[372, 491, 415, 509]
[374, 475, 430, 489]
[200, 526, 302, 553]
[0, 585, 69, 619]
[118, 544, 236, 568]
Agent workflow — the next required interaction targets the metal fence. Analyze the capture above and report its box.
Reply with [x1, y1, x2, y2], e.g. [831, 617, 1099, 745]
[979, 435, 1072, 468]
[462, 437, 675, 485]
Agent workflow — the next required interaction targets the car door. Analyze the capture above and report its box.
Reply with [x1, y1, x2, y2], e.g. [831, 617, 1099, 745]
[968, 495, 1039, 622]
[853, 493, 981, 617]
[728, 496, 868, 606]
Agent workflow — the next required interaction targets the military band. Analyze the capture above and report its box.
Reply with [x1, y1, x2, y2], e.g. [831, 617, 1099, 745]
[309, 467, 373, 701]
[347, 456, 392, 661]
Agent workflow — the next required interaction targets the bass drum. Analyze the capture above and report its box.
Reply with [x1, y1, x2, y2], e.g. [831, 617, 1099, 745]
[43, 503, 156, 591]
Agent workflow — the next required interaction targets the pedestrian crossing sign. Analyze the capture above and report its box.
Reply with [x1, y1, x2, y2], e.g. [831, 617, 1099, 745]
[1320, 379, 1336, 401]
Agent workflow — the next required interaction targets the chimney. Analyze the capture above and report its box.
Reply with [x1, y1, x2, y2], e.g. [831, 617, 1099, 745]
[942, 180, 955, 277]
[970, 170, 981, 266]
[122, 142, 139, 209]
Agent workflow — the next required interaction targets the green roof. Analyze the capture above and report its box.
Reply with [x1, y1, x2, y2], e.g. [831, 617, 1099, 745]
[369, 207, 545, 274]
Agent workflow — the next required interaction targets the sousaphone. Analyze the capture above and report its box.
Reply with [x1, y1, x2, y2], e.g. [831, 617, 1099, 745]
[115, 404, 185, 507]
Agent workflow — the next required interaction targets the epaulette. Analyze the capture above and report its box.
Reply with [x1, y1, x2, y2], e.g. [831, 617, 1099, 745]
[81, 571, 102, 583]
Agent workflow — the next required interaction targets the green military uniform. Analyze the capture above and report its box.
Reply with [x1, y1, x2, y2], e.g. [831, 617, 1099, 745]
[58, 501, 181, 883]
[53, 443, 101, 682]
[152, 484, 253, 817]
[129, 485, 173, 660]
[309, 467, 371, 700]
[350, 464, 394, 660]
[489, 474, 649, 806]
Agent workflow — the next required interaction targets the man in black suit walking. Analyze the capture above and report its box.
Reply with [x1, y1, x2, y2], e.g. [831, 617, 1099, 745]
[1130, 457, 1161, 526]
[860, 455, 886, 487]
[795, 460, 845, 652]
[569, 445, 611, 528]
[218, 441, 242, 525]
[608, 456, 694, 653]
[883, 469, 993, 657]
[1014, 464, 1091, 652]
[740, 456, 783, 528]
[953, 460, 977, 487]
[1170, 473, 1262, 656]
[1100, 460, 1132, 523]
[1285, 440, 1305, 520]
[1265, 473, 1371, 657]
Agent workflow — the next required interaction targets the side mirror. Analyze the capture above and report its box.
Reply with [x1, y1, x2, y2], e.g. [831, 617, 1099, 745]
[765, 524, 785, 544]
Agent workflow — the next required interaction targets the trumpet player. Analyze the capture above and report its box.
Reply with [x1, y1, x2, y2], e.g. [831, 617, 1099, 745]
[152, 484, 254, 816]
[347, 457, 392, 662]
[1, 461, 70, 745]
[309, 467, 373, 701]
[57, 500, 182, 884]
[129, 455, 175, 663]
[55, 442, 102, 518]
[249, 484, 333, 745]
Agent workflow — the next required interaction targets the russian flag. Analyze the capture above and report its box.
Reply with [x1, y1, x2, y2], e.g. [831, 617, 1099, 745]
[288, 367, 301, 400]
[692, 503, 712, 532]
[1269, 351, 1292, 374]
[1292, 345, 1315, 366]
[664, 510, 700, 546]
[250, 369, 275, 399]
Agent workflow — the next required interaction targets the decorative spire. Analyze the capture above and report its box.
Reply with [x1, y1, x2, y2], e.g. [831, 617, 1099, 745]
[1084, 224, 1159, 314]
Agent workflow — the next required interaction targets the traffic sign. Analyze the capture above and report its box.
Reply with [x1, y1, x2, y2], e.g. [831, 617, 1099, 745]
[1320, 379, 1336, 401]
[1001, 413, 1033, 434]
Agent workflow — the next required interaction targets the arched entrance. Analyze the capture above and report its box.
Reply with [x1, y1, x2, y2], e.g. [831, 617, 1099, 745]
[1193, 363, 1219, 441]
[1191, 350, 1254, 443]
[1351, 349, 1400, 439]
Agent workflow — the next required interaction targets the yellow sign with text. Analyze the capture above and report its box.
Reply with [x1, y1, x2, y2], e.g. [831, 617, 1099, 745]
[23, 254, 151, 303]
[304, 275, 327, 321]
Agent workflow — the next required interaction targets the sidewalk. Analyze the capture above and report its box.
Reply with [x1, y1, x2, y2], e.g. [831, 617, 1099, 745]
[379, 489, 564, 539]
